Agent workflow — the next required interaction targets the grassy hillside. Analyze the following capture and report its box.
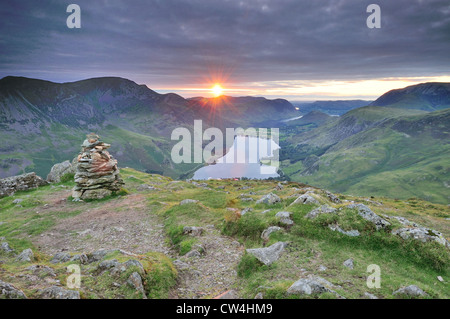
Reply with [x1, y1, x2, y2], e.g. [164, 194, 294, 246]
[282, 108, 450, 204]
[0, 168, 449, 299]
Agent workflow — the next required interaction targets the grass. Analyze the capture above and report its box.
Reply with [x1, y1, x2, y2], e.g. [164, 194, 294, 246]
[0, 168, 449, 299]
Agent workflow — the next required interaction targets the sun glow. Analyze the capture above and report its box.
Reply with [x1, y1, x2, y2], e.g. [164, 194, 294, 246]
[211, 84, 224, 97]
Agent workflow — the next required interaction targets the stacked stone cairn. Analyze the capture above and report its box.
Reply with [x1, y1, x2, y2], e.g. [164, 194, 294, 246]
[72, 133, 124, 200]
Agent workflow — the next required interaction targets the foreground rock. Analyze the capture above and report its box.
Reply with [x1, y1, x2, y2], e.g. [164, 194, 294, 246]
[72, 133, 124, 200]
[16, 248, 34, 263]
[39, 286, 80, 299]
[256, 193, 281, 205]
[287, 275, 342, 298]
[0, 280, 27, 299]
[46, 160, 75, 183]
[392, 227, 450, 248]
[246, 242, 287, 266]
[0, 172, 48, 198]
[347, 203, 390, 230]
[393, 285, 427, 298]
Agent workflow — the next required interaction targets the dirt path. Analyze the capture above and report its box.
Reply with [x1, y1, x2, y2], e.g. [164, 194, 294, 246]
[32, 192, 244, 298]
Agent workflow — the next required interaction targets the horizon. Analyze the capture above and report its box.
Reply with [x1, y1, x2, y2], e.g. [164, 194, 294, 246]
[1, 1, 449, 100]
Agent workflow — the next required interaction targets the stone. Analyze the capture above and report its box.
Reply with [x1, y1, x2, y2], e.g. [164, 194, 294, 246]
[437, 276, 444, 282]
[50, 252, 71, 264]
[325, 191, 341, 204]
[246, 242, 287, 266]
[254, 292, 263, 299]
[393, 285, 427, 298]
[88, 249, 117, 263]
[72, 134, 124, 200]
[81, 188, 113, 200]
[292, 193, 319, 205]
[98, 259, 120, 272]
[39, 286, 80, 299]
[275, 211, 294, 225]
[127, 272, 147, 298]
[392, 227, 450, 248]
[12, 198, 23, 204]
[0, 280, 27, 299]
[1, 241, 15, 253]
[328, 224, 360, 237]
[364, 292, 378, 299]
[180, 199, 199, 205]
[183, 226, 204, 236]
[347, 204, 390, 230]
[287, 277, 334, 295]
[261, 226, 282, 241]
[47, 160, 75, 183]
[16, 248, 34, 263]
[123, 259, 145, 275]
[343, 258, 354, 269]
[0, 172, 48, 198]
[256, 193, 281, 205]
[318, 265, 327, 272]
[241, 207, 253, 215]
[136, 184, 156, 191]
[306, 205, 337, 219]
[173, 259, 190, 270]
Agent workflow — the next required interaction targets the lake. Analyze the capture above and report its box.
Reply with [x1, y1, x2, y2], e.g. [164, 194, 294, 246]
[192, 135, 280, 180]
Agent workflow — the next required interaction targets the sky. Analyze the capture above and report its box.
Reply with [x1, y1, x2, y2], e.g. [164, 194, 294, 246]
[1, 0, 449, 100]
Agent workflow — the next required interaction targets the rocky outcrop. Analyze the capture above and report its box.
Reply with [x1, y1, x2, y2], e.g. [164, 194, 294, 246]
[287, 275, 342, 298]
[347, 203, 390, 230]
[392, 227, 450, 248]
[291, 193, 319, 205]
[246, 242, 287, 266]
[39, 286, 80, 299]
[306, 205, 336, 219]
[256, 193, 281, 205]
[0, 280, 27, 299]
[46, 160, 75, 183]
[0, 172, 48, 198]
[275, 211, 294, 225]
[72, 133, 124, 200]
[393, 285, 427, 298]
[16, 248, 34, 263]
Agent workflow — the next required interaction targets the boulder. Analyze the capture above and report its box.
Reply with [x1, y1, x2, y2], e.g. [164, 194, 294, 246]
[292, 193, 319, 205]
[127, 272, 147, 298]
[46, 160, 74, 183]
[246, 242, 287, 266]
[343, 258, 354, 269]
[393, 285, 427, 298]
[287, 276, 335, 296]
[256, 193, 281, 205]
[16, 248, 34, 263]
[347, 204, 390, 230]
[328, 224, 360, 237]
[0, 280, 27, 299]
[305, 205, 336, 219]
[50, 252, 71, 264]
[1, 241, 15, 254]
[180, 199, 199, 205]
[392, 227, 449, 248]
[261, 226, 282, 241]
[39, 286, 80, 299]
[275, 211, 294, 226]
[183, 226, 204, 236]
[325, 191, 341, 204]
[0, 172, 48, 198]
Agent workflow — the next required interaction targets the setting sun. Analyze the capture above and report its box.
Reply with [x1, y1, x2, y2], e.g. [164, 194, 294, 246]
[211, 84, 224, 97]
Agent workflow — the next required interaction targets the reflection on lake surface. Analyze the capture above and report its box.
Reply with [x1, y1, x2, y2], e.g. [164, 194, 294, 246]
[193, 135, 280, 180]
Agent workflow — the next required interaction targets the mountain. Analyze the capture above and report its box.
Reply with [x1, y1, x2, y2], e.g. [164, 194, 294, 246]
[282, 106, 450, 204]
[370, 82, 450, 111]
[292, 100, 371, 116]
[0, 76, 298, 178]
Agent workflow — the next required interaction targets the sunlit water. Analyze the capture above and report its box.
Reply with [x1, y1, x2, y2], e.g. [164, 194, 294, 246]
[192, 135, 280, 180]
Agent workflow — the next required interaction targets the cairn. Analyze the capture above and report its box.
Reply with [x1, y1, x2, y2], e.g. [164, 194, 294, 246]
[72, 133, 124, 200]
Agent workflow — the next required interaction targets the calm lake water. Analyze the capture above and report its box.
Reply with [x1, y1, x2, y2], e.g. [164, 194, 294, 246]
[192, 135, 280, 180]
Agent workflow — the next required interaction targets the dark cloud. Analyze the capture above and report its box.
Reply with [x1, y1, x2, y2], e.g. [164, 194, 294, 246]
[0, 0, 449, 91]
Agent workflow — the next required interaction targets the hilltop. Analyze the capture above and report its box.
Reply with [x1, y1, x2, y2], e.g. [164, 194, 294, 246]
[0, 168, 449, 299]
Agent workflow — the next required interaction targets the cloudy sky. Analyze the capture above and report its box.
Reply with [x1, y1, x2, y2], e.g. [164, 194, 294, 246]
[1, 0, 449, 100]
